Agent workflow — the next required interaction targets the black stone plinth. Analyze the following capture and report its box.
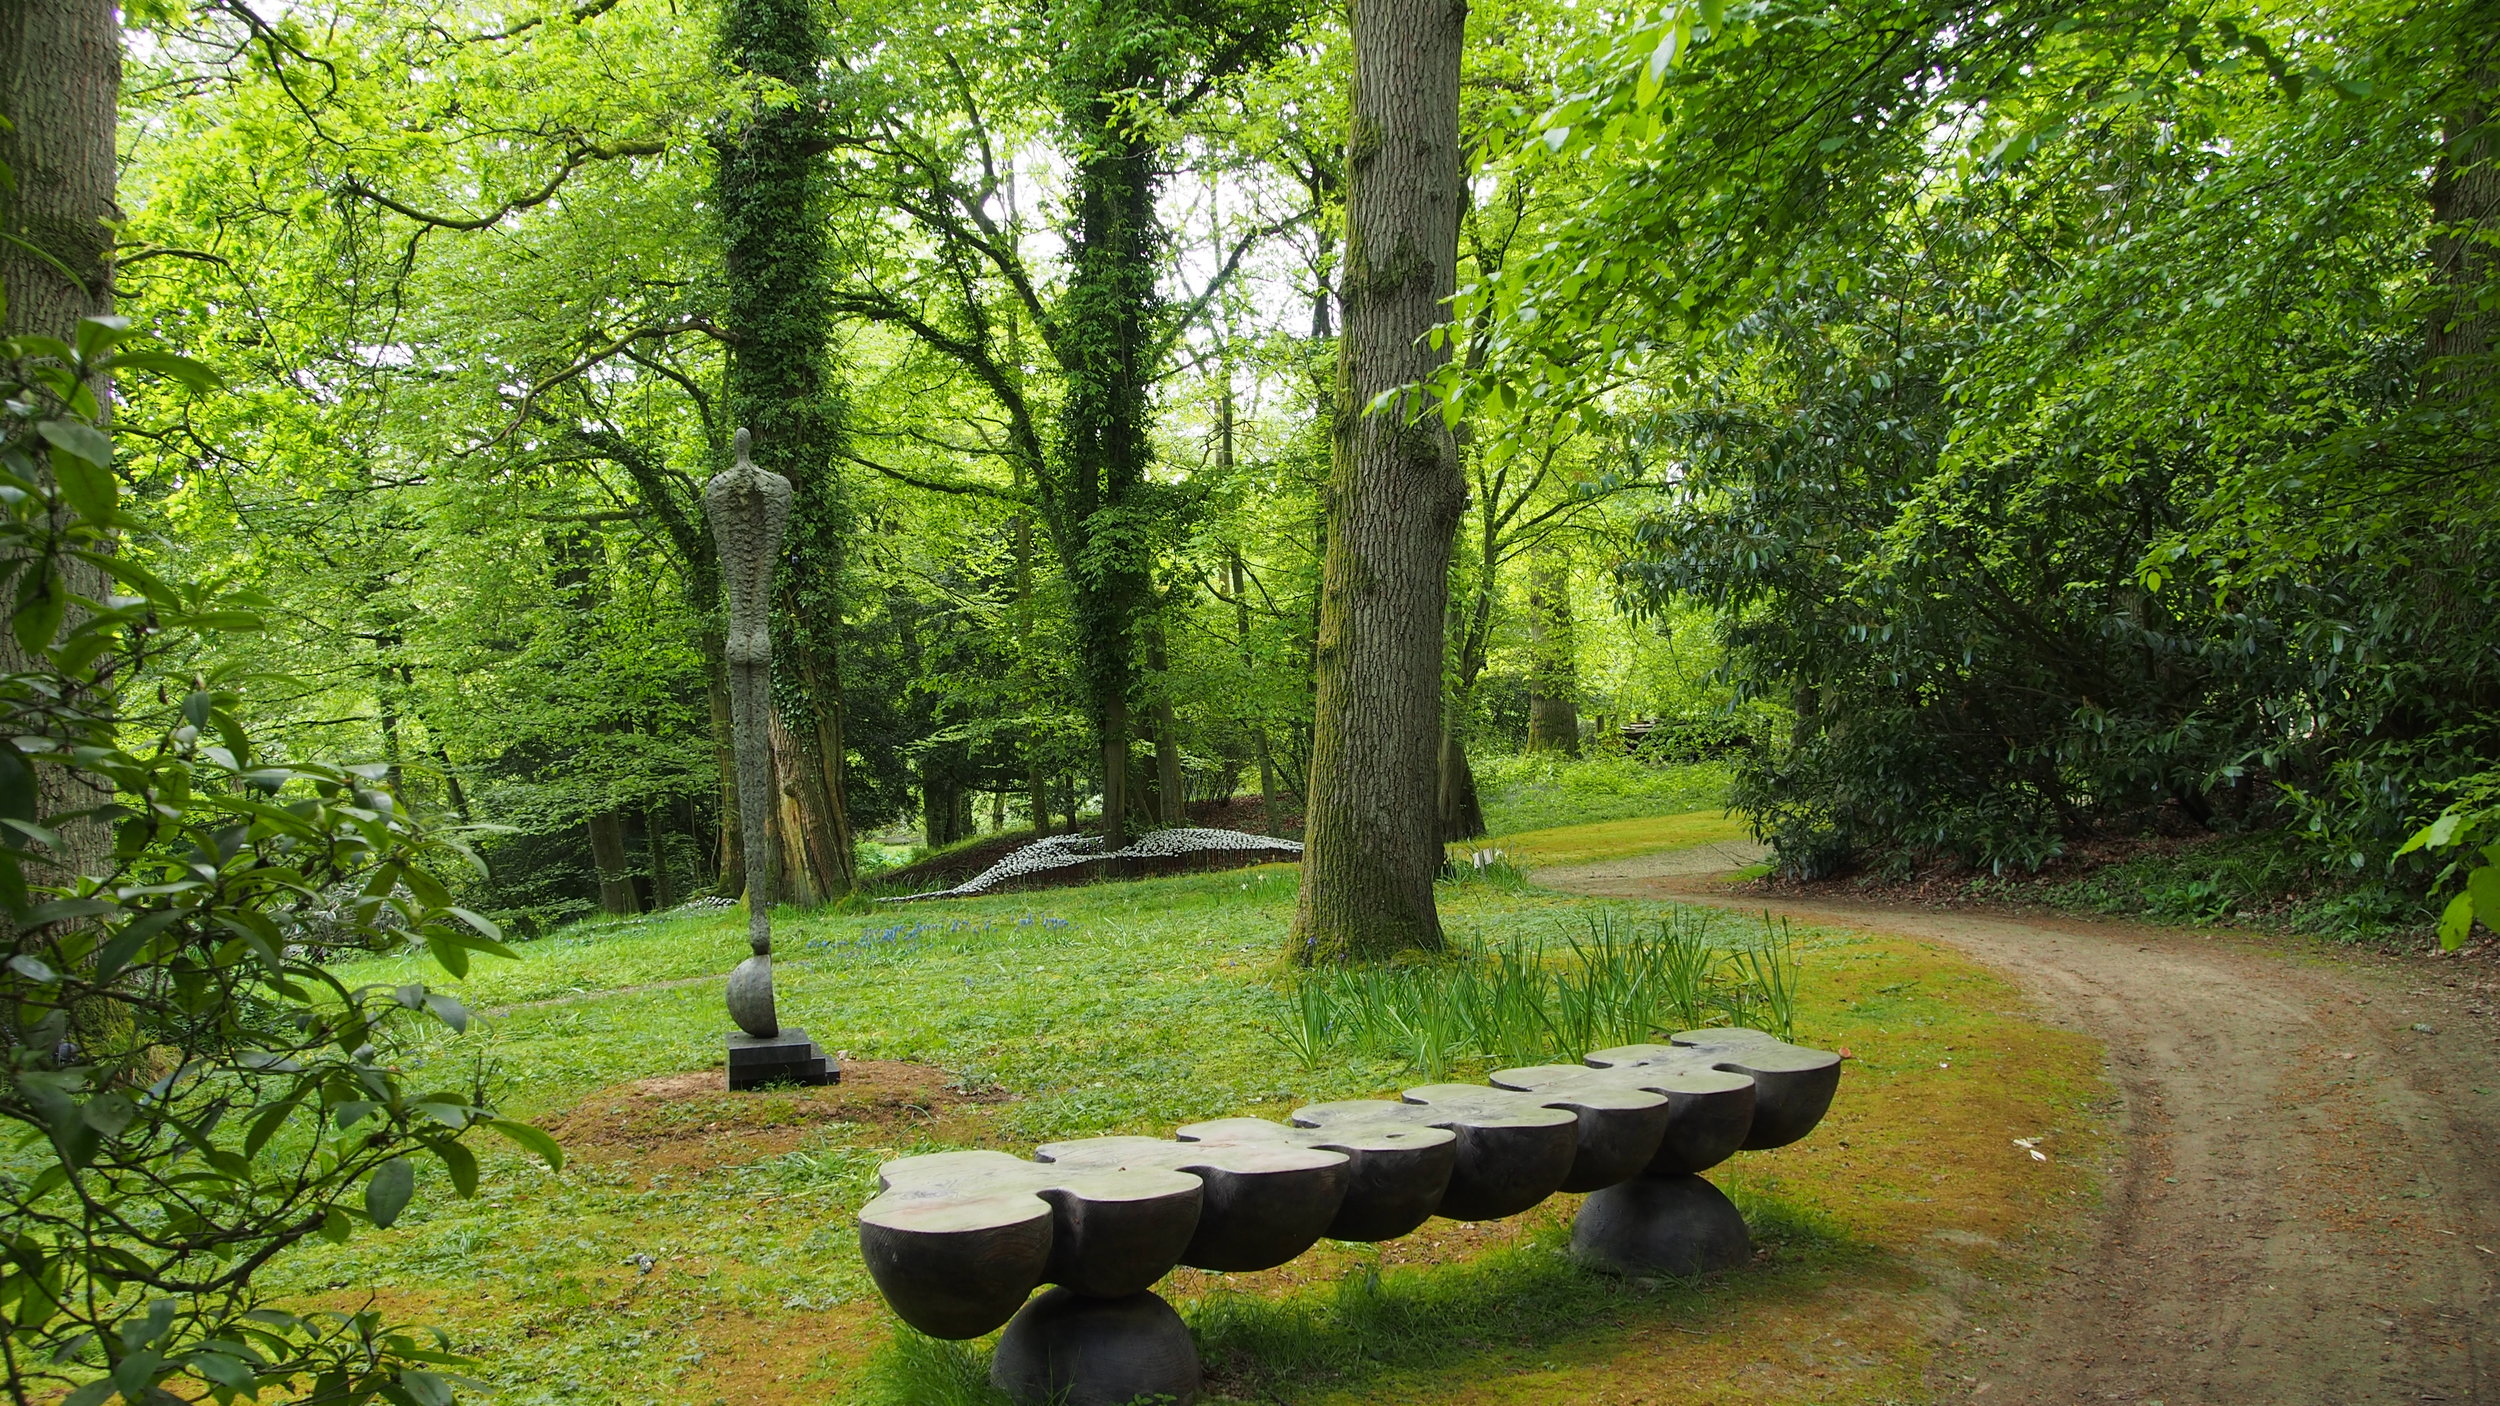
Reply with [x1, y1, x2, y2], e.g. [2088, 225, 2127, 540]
[991, 1287, 1201, 1406]
[1570, 1172, 1750, 1277]
[726, 1028, 838, 1090]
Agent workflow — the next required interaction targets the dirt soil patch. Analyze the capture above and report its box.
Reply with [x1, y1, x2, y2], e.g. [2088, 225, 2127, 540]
[547, 1060, 1013, 1182]
[1545, 853, 2500, 1405]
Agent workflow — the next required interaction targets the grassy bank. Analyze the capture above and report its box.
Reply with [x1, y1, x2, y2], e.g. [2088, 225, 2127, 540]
[287, 855, 2104, 1405]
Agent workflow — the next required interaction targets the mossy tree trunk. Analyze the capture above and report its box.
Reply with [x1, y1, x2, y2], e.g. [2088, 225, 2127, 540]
[1293, 0, 1468, 964]
[1049, 91, 1159, 849]
[716, 0, 852, 896]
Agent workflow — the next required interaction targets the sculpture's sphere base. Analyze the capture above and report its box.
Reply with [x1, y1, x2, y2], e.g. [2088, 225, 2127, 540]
[1571, 1173, 1750, 1277]
[991, 1287, 1201, 1406]
[725, 954, 778, 1038]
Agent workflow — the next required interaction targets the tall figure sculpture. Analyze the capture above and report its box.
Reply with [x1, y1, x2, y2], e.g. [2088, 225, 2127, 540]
[710, 428, 837, 1089]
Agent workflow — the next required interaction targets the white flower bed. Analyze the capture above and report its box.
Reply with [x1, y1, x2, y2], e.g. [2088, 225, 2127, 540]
[883, 827, 1303, 903]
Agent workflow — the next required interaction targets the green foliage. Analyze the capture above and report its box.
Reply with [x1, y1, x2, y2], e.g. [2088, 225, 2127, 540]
[2397, 777, 2500, 950]
[1267, 909, 1801, 1080]
[1, 323, 553, 1406]
[1450, 0, 2500, 901]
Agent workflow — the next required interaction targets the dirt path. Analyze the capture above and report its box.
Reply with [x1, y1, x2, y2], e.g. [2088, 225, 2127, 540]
[1540, 850, 2500, 1405]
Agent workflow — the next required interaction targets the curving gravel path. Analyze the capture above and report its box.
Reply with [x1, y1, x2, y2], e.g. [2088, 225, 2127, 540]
[1539, 849, 2500, 1405]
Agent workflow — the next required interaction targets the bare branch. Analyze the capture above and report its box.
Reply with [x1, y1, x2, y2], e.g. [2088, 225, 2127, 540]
[342, 138, 667, 232]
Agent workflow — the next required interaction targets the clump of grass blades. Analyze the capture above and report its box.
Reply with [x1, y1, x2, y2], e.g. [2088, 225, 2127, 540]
[1438, 847, 1531, 891]
[1268, 910, 1804, 1075]
[863, 1329, 1010, 1405]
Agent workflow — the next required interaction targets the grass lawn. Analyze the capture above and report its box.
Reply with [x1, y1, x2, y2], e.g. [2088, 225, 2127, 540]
[1475, 811, 1755, 869]
[1476, 756, 1737, 836]
[293, 861, 2108, 1405]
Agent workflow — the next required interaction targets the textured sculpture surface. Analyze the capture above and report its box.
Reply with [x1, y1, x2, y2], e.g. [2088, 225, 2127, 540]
[704, 429, 833, 1086]
[706, 427, 794, 981]
[858, 1026, 1841, 1377]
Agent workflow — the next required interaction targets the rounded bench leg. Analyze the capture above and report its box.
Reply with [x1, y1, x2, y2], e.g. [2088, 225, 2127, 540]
[1570, 1172, 1751, 1277]
[991, 1286, 1202, 1406]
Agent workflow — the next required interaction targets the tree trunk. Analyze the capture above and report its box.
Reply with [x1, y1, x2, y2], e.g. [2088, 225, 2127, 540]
[1146, 616, 1184, 825]
[586, 811, 642, 915]
[436, 743, 473, 822]
[769, 703, 846, 898]
[643, 805, 679, 910]
[922, 772, 959, 848]
[1293, 0, 1468, 964]
[1439, 518, 1497, 840]
[1098, 699, 1130, 845]
[1053, 67, 1162, 851]
[771, 767, 822, 907]
[1012, 452, 1051, 838]
[796, 648, 856, 892]
[0, 0, 120, 911]
[718, 0, 845, 911]
[1230, 547, 1281, 836]
[2425, 14, 2497, 396]
[1437, 724, 1486, 840]
[0, 0, 118, 346]
[1525, 546, 1579, 754]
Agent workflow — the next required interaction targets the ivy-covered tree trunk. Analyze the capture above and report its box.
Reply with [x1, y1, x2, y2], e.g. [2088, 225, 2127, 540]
[716, 0, 852, 895]
[1051, 97, 1161, 849]
[1526, 545, 1579, 753]
[1294, 0, 1468, 963]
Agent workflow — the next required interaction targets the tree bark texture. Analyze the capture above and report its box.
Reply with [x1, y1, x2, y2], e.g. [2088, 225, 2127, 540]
[642, 806, 679, 910]
[1439, 514, 1497, 841]
[2426, 10, 2498, 394]
[586, 811, 642, 915]
[1147, 616, 1184, 824]
[798, 651, 856, 889]
[1526, 546, 1579, 753]
[1437, 722, 1485, 839]
[1051, 107, 1158, 849]
[770, 708, 846, 901]
[0, 0, 117, 342]
[1293, 0, 1468, 963]
[0, 0, 120, 911]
